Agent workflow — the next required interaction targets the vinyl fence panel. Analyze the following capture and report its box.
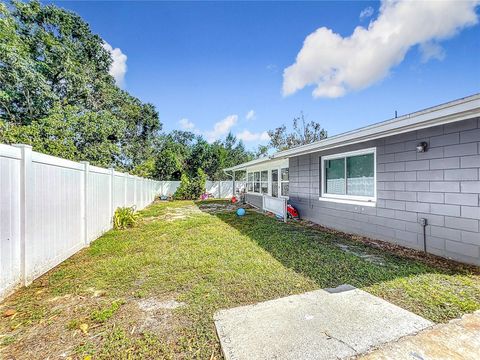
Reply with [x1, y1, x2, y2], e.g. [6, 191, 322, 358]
[27, 151, 85, 284]
[0, 145, 22, 300]
[205, 180, 246, 198]
[263, 195, 287, 222]
[86, 166, 111, 243]
[160, 181, 180, 197]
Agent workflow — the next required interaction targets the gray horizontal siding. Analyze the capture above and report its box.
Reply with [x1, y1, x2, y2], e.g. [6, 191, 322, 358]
[289, 117, 480, 266]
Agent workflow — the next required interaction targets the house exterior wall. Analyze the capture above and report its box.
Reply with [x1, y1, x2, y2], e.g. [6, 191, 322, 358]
[288, 117, 480, 266]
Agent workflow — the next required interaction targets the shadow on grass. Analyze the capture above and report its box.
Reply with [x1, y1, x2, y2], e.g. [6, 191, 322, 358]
[195, 200, 480, 322]
[194, 200, 477, 290]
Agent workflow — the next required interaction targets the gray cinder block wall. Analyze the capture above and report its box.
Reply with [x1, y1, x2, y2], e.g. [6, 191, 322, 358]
[289, 117, 480, 266]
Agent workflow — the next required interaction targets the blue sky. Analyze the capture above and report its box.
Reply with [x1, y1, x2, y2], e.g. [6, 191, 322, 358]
[52, 1, 480, 149]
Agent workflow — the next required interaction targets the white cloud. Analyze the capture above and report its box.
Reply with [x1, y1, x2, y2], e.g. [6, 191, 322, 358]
[266, 64, 279, 73]
[245, 110, 256, 121]
[419, 41, 446, 63]
[204, 115, 238, 142]
[103, 42, 127, 87]
[359, 6, 374, 21]
[178, 114, 269, 145]
[178, 118, 195, 130]
[283, 0, 479, 98]
[236, 130, 270, 142]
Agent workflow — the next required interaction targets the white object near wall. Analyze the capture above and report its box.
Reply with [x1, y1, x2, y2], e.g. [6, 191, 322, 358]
[263, 195, 287, 222]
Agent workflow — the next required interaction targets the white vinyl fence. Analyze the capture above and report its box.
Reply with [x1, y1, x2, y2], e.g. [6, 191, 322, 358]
[0, 144, 162, 300]
[157, 180, 246, 198]
[206, 180, 246, 198]
[1, 143, 247, 300]
[262, 194, 287, 222]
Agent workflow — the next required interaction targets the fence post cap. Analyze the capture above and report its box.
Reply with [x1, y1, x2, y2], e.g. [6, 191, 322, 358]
[12, 144, 32, 149]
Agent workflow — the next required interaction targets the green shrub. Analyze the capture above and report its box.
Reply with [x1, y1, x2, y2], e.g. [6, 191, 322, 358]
[190, 168, 207, 198]
[173, 173, 191, 200]
[113, 206, 138, 230]
[173, 168, 207, 200]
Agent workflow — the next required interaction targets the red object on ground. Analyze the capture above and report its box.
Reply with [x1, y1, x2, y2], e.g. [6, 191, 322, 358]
[287, 204, 299, 219]
[231, 196, 238, 203]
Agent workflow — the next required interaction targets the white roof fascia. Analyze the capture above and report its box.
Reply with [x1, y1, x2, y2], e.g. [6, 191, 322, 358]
[225, 93, 480, 171]
[273, 93, 480, 159]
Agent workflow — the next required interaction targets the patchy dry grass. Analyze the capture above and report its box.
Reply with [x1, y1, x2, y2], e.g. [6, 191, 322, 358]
[1, 200, 479, 359]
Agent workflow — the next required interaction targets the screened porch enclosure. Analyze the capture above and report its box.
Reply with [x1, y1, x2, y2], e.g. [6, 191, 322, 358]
[245, 158, 290, 199]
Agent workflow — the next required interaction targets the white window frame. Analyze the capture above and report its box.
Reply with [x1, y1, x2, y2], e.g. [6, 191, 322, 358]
[245, 162, 289, 200]
[320, 147, 376, 206]
[247, 172, 254, 192]
[260, 170, 269, 194]
[271, 169, 279, 198]
[280, 167, 289, 198]
[253, 171, 260, 193]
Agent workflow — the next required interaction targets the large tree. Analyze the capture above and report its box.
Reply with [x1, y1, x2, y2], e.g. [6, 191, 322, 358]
[0, 1, 255, 179]
[146, 131, 253, 181]
[268, 112, 327, 151]
[0, 1, 161, 169]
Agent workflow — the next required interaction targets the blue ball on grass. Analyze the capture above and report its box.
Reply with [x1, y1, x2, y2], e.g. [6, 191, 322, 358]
[236, 208, 246, 217]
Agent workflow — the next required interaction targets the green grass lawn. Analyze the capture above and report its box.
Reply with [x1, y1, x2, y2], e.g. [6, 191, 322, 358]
[1, 200, 479, 359]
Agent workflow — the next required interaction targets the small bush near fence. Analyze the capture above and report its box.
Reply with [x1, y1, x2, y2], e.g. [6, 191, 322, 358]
[113, 206, 139, 230]
[174, 168, 207, 200]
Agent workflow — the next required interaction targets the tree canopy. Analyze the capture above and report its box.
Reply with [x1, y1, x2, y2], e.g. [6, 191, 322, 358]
[0, 0, 160, 169]
[268, 112, 327, 151]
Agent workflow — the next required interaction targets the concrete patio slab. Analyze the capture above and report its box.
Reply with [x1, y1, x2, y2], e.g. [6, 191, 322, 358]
[360, 310, 480, 360]
[214, 285, 433, 360]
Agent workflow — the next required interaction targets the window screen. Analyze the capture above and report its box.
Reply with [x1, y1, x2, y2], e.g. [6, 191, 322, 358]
[254, 172, 260, 193]
[347, 153, 374, 196]
[247, 172, 253, 192]
[271, 169, 278, 197]
[261, 171, 268, 194]
[280, 168, 289, 196]
[323, 150, 375, 199]
[325, 158, 345, 195]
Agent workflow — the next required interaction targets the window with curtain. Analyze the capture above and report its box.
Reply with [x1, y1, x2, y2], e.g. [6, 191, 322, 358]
[322, 149, 375, 201]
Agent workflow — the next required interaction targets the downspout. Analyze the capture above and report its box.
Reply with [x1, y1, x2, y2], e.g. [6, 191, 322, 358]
[223, 169, 234, 198]
[419, 218, 428, 253]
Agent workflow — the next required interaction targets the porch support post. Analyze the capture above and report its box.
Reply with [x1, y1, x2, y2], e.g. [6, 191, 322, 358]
[232, 170, 236, 198]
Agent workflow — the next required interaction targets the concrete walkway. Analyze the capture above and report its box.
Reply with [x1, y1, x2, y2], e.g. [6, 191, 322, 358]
[214, 285, 433, 360]
[360, 310, 480, 360]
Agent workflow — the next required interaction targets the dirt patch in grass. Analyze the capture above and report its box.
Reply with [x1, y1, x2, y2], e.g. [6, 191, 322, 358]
[144, 204, 202, 222]
[1, 291, 107, 359]
[197, 201, 244, 214]
[335, 243, 386, 266]
[1, 290, 188, 359]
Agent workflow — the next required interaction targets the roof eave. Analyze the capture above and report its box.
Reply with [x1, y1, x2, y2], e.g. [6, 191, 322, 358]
[271, 93, 480, 159]
[225, 93, 480, 171]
